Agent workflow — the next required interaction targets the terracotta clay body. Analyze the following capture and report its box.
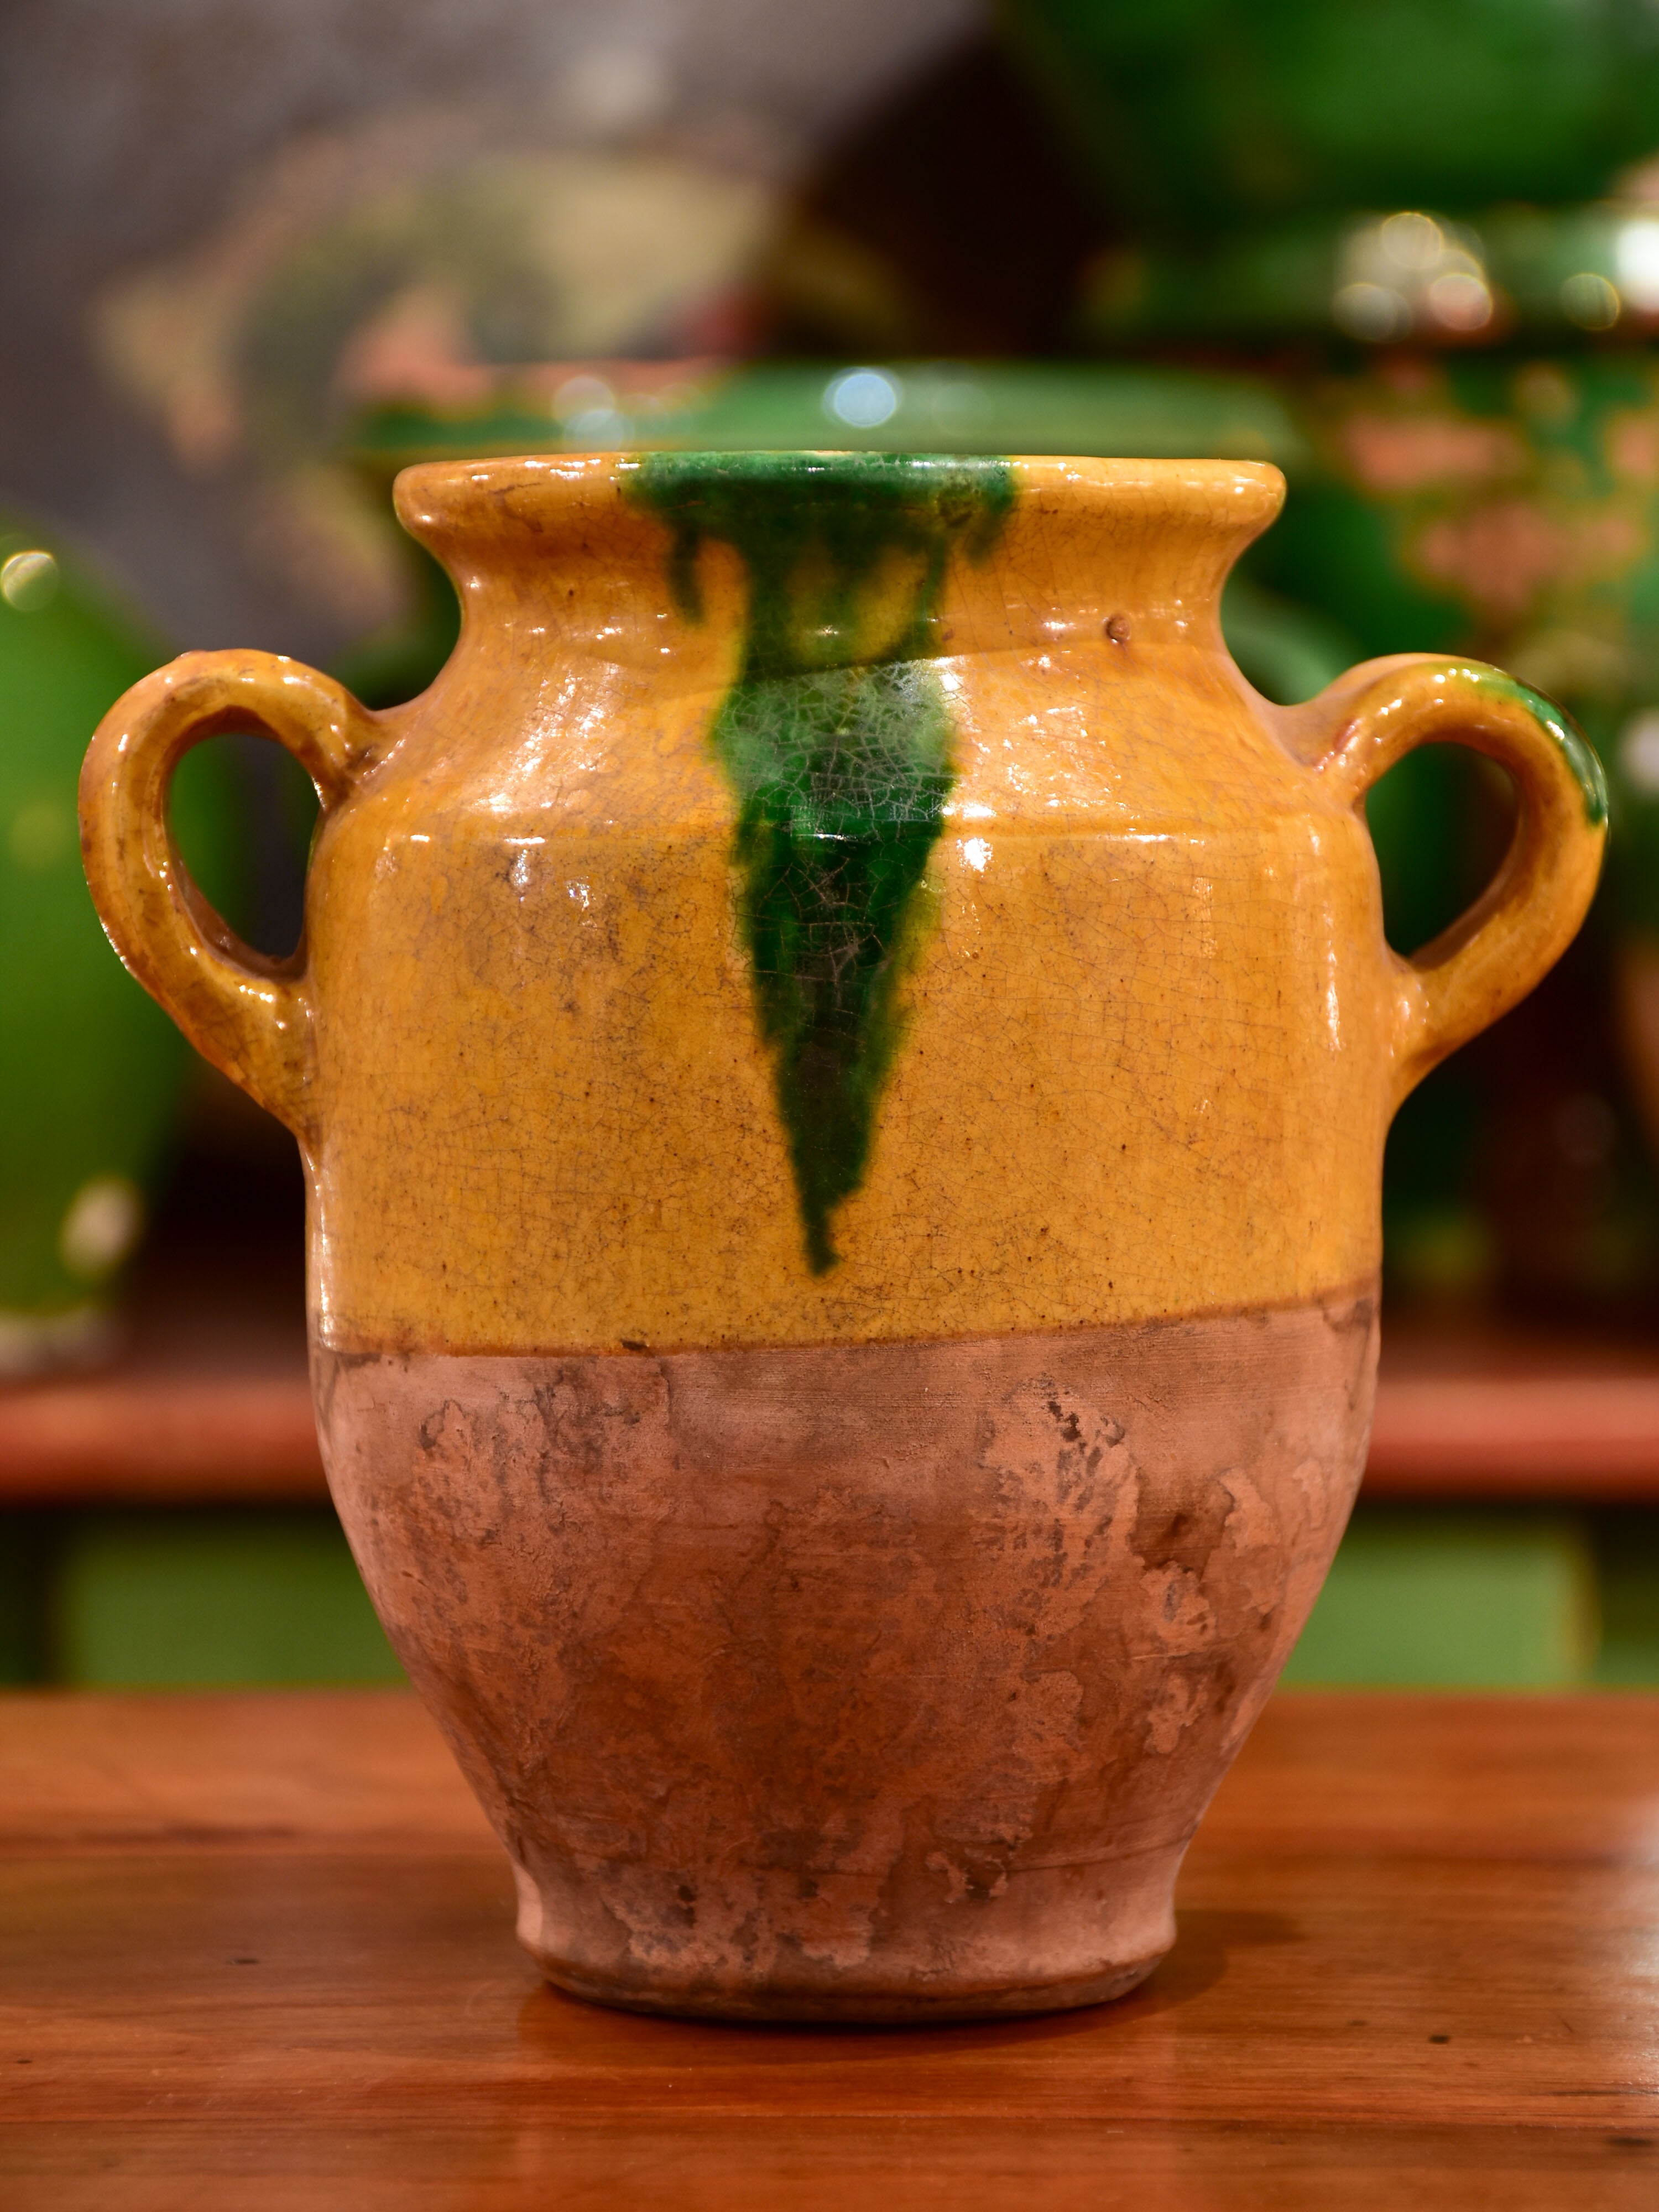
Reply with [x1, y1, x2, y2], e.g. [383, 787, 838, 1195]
[81, 453, 1603, 2019]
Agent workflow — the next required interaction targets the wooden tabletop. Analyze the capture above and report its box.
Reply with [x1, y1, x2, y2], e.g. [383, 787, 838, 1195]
[2, 1688, 1657, 2206]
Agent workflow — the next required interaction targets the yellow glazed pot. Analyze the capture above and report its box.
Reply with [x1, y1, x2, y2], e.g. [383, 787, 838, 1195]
[81, 453, 1603, 2021]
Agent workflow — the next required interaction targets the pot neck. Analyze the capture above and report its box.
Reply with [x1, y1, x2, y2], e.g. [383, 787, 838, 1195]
[394, 451, 1286, 672]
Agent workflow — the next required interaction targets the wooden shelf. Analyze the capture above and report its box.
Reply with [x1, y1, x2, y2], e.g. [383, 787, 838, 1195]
[0, 1253, 324, 1505]
[6, 1292, 1659, 1505]
[0, 1366, 324, 1503]
[1367, 1316, 1659, 1500]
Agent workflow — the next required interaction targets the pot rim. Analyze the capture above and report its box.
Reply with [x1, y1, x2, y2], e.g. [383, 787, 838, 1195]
[393, 448, 1286, 542]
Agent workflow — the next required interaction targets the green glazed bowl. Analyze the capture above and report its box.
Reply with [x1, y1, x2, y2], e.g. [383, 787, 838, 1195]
[0, 515, 240, 1373]
[999, 0, 1659, 237]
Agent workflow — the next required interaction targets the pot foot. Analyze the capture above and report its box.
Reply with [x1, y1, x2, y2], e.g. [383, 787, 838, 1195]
[534, 1950, 1166, 2025]
[511, 1851, 1178, 2024]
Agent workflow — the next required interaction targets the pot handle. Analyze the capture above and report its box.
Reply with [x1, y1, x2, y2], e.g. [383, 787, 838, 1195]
[79, 649, 380, 1141]
[1299, 655, 1607, 1100]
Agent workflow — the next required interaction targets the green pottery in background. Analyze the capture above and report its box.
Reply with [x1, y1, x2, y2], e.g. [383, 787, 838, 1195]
[1240, 349, 1659, 709]
[1229, 351, 1659, 1160]
[998, 0, 1659, 237]
[1081, 196, 1659, 349]
[0, 513, 238, 1370]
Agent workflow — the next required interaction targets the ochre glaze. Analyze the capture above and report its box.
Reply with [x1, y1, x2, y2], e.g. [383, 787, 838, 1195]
[80, 451, 1605, 2019]
[81, 457, 1605, 1355]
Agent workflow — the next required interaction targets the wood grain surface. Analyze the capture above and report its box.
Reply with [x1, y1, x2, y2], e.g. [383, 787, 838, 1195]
[2, 1690, 1657, 2205]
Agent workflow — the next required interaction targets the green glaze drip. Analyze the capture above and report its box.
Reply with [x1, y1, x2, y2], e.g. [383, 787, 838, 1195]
[629, 452, 1015, 1272]
[1465, 667, 1609, 829]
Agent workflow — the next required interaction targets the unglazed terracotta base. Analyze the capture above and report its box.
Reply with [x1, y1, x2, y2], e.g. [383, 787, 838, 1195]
[316, 1288, 1377, 2021]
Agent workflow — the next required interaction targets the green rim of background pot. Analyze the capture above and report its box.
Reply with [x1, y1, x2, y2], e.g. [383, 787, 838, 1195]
[1079, 199, 1659, 349]
[347, 360, 1308, 474]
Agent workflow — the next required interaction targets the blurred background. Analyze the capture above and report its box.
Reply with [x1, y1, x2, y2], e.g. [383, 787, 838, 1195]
[6, 0, 1659, 1692]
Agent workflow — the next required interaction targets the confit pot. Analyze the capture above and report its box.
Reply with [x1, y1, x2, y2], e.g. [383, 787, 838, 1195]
[80, 451, 1604, 2020]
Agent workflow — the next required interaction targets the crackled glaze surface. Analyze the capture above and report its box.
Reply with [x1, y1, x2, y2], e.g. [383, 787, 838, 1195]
[319, 1290, 1376, 2018]
[628, 453, 1015, 1272]
[80, 450, 1605, 2018]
